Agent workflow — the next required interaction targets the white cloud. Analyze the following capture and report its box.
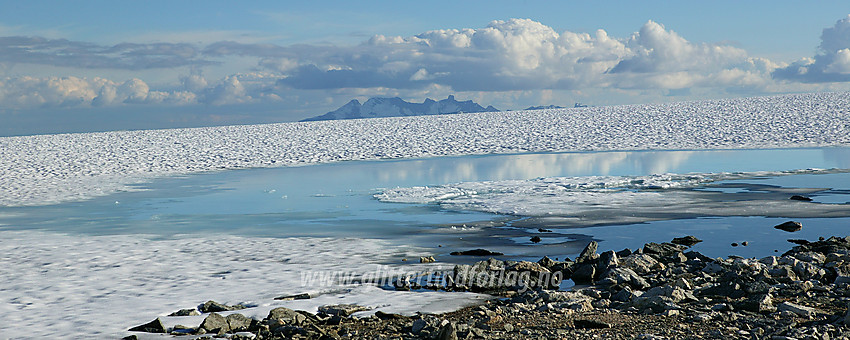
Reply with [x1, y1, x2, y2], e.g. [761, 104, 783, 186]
[268, 18, 770, 92]
[826, 48, 850, 74]
[773, 15, 850, 82]
[1, 76, 200, 109]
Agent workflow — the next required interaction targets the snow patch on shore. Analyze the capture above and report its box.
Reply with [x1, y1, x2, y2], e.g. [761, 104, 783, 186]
[0, 231, 484, 339]
[2, 92, 850, 207]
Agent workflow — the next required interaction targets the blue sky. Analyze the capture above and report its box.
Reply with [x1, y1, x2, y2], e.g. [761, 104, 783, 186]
[2, 1, 850, 135]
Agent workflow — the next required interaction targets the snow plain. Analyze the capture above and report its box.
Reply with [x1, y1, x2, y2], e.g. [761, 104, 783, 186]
[2, 92, 850, 207]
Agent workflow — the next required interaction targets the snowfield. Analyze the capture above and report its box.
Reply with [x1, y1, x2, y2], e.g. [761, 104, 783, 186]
[1, 92, 850, 207]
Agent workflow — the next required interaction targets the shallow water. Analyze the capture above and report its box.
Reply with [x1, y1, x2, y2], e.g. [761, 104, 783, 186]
[1, 147, 849, 256]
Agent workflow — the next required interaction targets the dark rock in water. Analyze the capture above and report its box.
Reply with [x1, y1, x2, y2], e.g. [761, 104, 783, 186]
[790, 195, 813, 201]
[199, 313, 230, 334]
[450, 249, 504, 256]
[788, 239, 810, 245]
[741, 241, 748, 246]
[731, 242, 738, 247]
[375, 311, 407, 320]
[128, 318, 166, 333]
[168, 308, 199, 316]
[198, 300, 245, 313]
[671, 236, 702, 247]
[576, 241, 599, 263]
[274, 293, 311, 301]
[318, 304, 369, 316]
[642, 242, 686, 258]
[774, 221, 803, 232]
[537, 228, 553, 232]
[573, 319, 611, 329]
[122, 336, 139, 340]
[530, 236, 542, 243]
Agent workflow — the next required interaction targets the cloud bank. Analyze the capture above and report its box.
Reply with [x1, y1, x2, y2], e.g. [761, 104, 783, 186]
[1, 17, 849, 112]
[773, 15, 850, 83]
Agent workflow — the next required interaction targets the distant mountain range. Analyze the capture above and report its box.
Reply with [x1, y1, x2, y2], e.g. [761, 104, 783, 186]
[302, 95, 499, 121]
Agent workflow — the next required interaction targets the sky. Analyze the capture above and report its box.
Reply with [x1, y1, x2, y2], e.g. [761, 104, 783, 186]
[2, 1, 850, 135]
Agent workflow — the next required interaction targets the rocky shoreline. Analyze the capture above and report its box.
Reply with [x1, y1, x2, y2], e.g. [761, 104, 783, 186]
[126, 225, 850, 339]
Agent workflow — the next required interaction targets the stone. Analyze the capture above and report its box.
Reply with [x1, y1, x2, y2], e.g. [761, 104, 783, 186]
[504, 323, 515, 332]
[412, 319, 428, 334]
[530, 236, 542, 243]
[268, 307, 307, 327]
[612, 286, 637, 302]
[790, 195, 813, 201]
[577, 241, 599, 263]
[774, 221, 803, 232]
[375, 311, 406, 320]
[835, 275, 850, 285]
[777, 302, 816, 318]
[420, 256, 436, 263]
[436, 321, 458, 340]
[573, 319, 611, 329]
[128, 318, 166, 333]
[274, 293, 311, 301]
[537, 256, 557, 269]
[671, 236, 703, 247]
[794, 251, 826, 263]
[226, 313, 252, 333]
[507, 261, 550, 274]
[844, 304, 850, 327]
[642, 242, 686, 259]
[737, 294, 776, 313]
[199, 313, 230, 334]
[168, 308, 199, 316]
[598, 267, 650, 290]
[698, 281, 745, 299]
[598, 250, 619, 271]
[644, 285, 693, 303]
[450, 249, 504, 256]
[318, 304, 369, 316]
[198, 300, 244, 313]
[571, 263, 596, 283]
[621, 253, 664, 274]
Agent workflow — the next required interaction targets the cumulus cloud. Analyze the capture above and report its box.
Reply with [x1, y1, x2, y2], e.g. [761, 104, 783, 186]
[773, 15, 850, 82]
[247, 19, 769, 92]
[0, 76, 196, 109]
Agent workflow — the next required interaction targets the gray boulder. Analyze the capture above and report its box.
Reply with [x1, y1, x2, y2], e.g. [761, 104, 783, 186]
[199, 313, 230, 334]
[128, 318, 166, 333]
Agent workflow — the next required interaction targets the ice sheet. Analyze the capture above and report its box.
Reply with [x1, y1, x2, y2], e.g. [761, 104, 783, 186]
[1, 92, 849, 207]
[0, 230, 486, 338]
[376, 169, 850, 224]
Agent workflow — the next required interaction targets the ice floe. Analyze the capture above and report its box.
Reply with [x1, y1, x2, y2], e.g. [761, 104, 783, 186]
[376, 169, 850, 225]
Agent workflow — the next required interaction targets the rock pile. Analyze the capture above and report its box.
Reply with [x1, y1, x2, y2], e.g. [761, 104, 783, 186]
[126, 235, 850, 339]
